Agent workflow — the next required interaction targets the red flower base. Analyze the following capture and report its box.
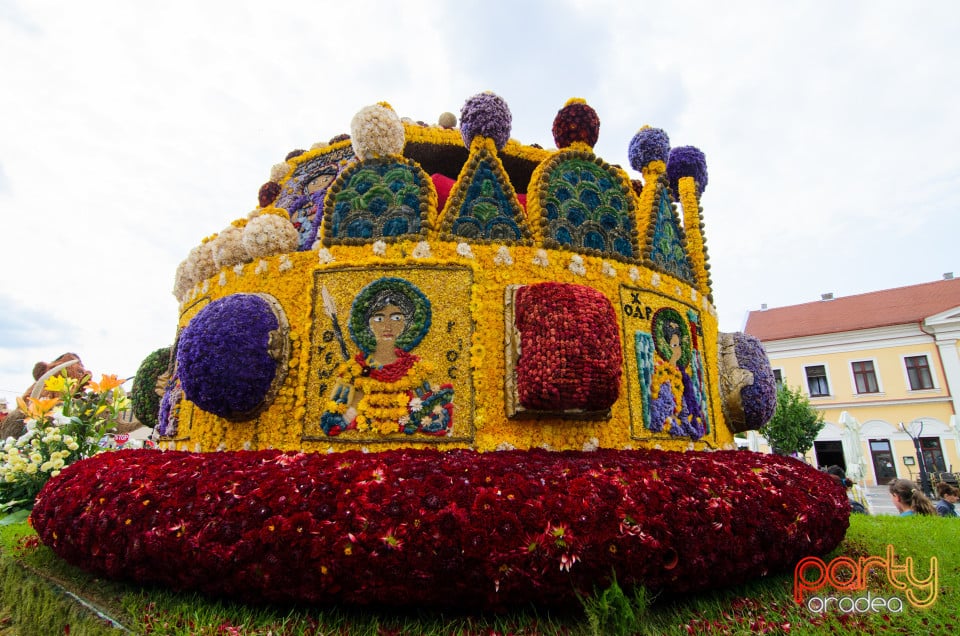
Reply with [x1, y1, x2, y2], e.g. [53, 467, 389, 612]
[30, 448, 848, 611]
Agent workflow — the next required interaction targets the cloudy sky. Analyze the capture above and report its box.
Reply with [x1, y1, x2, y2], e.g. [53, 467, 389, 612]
[1, 0, 958, 405]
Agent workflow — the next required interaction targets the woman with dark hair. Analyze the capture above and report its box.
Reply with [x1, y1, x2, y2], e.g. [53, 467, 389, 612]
[320, 278, 453, 438]
[825, 465, 868, 514]
[935, 482, 959, 517]
[889, 478, 936, 516]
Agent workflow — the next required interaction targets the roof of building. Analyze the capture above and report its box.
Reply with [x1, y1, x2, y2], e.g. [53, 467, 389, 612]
[744, 277, 960, 341]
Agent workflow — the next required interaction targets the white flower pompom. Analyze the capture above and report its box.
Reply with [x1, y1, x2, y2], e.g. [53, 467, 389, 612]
[456, 242, 475, 259]
[582, 438, 600, 452]
[255, 259, 269, 274]
[494, 245, 513, 266]
[186, 242, 217, 285]
[218, 271, 227, 287]
[532, 249, 549, 267]
[568, 255, 586, 276]
[651, 272, 661, 287]
[350, 103, 406, 160]
[601, 261, 617, 278]
[372, 240, 387, 256]
[242, 211, 299, 259]
[629, 266, 640, 282]
[412, 241, 432, 259]
[173, 259, 192, 302]
[278, 255, 293, 272]
[270, 162, 289, 182]
[211, 224, 249, 270]
[318, 248, 335, 264]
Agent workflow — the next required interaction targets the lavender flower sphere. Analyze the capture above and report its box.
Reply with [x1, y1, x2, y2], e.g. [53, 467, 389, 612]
[459, 92, 512, 150]
[667, 145, 708, 198]
[177, 293, 289, 420]
[733, 332, 777, 429]
[628, 127, 670, 171]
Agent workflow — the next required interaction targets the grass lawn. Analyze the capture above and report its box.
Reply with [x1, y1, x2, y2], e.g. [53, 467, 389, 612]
[0, 512, 955, 635]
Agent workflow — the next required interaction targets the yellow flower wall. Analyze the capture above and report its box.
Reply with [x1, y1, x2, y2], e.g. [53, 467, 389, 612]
[168, 238, 731, 454]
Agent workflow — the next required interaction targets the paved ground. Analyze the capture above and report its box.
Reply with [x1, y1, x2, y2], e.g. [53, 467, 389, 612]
[860, 485, 900, 516]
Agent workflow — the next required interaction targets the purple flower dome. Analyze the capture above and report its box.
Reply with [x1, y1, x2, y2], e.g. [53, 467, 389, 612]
[628, 127, 670, 171]
[177, 293, 287, 420]
[460, 92, 512, 150]
[733, 332, 777, 429]
[667, 145, 708, 198]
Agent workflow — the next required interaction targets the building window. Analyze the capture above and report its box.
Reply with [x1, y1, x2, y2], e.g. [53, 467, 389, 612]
[905, 355, 934, 390]
[772, 369, 783, 387]
[805, 365, 830, 397]
[919, 437, 947, 473]
[852, 360, 879, 394]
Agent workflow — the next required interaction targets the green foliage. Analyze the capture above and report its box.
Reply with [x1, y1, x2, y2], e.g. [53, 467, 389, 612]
[580, 575, 651, 636]
[759, 383, 825, 456]
[131, 346, 172, 428]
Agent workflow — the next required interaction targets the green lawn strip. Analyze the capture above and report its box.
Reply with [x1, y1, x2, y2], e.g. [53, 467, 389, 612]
[1, 514, 956, 635]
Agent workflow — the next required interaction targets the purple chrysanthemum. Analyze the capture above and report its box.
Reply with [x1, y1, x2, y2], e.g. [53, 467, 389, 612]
[667, 145, 708, 198]
[628, 127, 670, 171]
[459, 92, 512, 150]
[177, 294, 281, 419]
[732, 332, 777, 428]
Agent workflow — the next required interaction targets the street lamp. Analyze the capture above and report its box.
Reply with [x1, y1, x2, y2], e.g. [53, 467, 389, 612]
[899, 421, 932, 497]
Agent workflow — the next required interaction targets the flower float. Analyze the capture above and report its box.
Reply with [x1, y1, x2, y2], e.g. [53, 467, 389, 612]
[33, 92, 843, 610]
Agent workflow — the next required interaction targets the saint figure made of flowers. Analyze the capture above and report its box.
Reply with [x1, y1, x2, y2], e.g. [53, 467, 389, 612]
[645, 306, 709, 439]
[320, 277, 454, 437]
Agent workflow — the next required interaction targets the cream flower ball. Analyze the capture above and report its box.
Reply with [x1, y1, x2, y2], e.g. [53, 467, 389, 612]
[350, 102, 405, 160]
[242, 209, 299, 259]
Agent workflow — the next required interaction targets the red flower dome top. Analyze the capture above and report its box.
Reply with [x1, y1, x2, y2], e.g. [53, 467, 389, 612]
[552, 98, 600, 149]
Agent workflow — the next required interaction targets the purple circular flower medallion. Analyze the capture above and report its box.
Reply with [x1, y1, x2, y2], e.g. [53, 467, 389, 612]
[177, 293, 290, 420]
[732, 332, 777, 428]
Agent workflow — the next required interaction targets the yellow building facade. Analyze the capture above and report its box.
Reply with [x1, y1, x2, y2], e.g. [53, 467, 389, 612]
[744, 277, 960, 489]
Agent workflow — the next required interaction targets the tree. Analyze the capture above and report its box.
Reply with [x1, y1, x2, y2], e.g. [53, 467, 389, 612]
[759, 384, 824, 456]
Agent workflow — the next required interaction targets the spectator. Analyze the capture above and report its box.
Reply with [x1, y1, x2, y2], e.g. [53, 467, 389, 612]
[825, 465, 868, 514]
[935, 482, 959, 517]
[889, 478, 936, 516]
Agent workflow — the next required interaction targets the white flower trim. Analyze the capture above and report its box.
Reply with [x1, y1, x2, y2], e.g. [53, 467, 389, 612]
[318, 248, 335, 264]
[233, 263, 245, 276]
[456, 242, 475, 259]
[629, 266, 640, 282]
[568, 255, 586, 277]
[255, 259, 269, 274]
[651, 273, 661, 287]
[278, 255, 293, 272]
[412, 241, 432, 259]
[218, 272, 228, 287]
[532, 249, 549, 267]
[494, 245, 514, 266]
[601, 261, 617, 278]
[372, 240, 387, 256]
